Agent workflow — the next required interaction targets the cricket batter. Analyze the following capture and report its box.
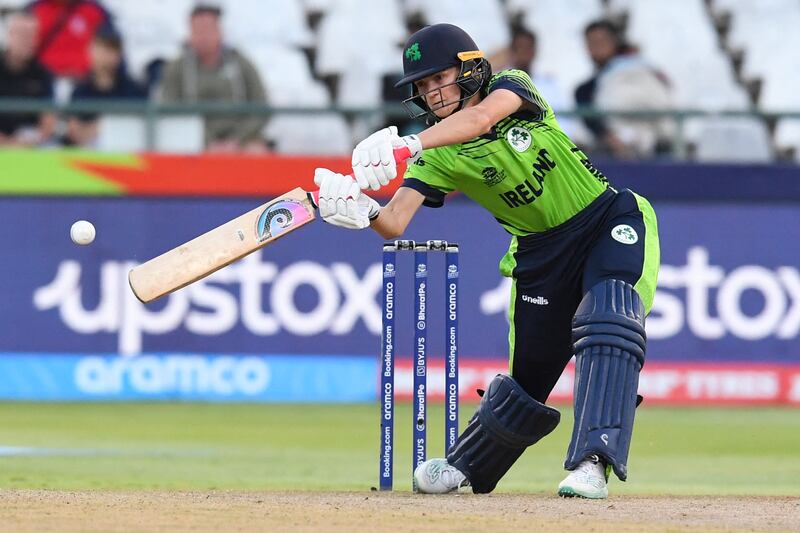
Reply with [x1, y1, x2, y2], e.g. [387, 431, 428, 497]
[313, 23, 660, 498]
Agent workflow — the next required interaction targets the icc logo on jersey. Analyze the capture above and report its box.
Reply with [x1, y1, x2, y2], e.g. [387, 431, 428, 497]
[506, 126, 532, 152]
[481, 166, 507, 187]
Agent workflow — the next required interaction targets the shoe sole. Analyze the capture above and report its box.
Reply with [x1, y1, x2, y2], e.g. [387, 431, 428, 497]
[557, 486, 607, 499]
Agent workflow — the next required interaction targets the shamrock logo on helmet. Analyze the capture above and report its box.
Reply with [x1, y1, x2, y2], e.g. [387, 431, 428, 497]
[405, 42, 422, 62]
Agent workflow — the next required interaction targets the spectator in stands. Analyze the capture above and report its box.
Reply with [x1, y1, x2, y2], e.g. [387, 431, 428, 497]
[159, 4, 268, 153]
[0, 10, 56, 146]
[575, 20, 673, 159]
[26, 0, 115, 79]
[62, 25, 147, 147]
[496, 26, 578, 139]
[498, 25, 536, 72]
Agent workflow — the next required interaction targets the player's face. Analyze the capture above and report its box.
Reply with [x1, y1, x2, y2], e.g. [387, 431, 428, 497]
[414, 67, 462, 119]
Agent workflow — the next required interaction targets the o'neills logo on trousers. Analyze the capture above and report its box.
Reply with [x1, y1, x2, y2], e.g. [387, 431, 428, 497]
[522, 295, 549, 305]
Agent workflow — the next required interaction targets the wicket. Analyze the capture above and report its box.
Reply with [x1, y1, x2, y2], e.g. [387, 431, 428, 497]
[380, 239, 459, 491]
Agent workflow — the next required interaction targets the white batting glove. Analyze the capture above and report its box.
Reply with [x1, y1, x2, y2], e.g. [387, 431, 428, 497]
[351, 126, 422, 191]
[313, 168, 380, 230]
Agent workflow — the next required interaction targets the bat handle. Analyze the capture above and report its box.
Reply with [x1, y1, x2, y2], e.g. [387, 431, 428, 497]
[308, 146, 412, 208]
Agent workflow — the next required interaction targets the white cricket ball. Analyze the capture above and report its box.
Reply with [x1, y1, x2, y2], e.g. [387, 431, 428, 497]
[70, 220, 96, 245]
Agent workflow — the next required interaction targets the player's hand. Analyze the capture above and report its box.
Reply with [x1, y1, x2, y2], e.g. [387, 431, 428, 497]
[351, 126, 422, 191]
[313, 168, 380, 229]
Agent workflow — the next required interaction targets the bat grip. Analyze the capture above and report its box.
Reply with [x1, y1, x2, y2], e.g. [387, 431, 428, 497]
[308, 146, 412, 208]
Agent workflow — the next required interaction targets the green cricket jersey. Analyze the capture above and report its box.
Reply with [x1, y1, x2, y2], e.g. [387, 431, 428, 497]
[403, 69, 611, 235]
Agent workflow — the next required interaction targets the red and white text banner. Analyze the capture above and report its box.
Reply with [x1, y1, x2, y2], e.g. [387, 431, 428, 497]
[393, 361, 800, 406]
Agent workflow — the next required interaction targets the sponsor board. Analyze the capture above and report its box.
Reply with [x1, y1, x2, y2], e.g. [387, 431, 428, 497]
[0, 353, 375, 402]
[22, 244, 800, 356]
[1, 196, 799, 401]
[392, 360, 800, 406]
[1, 353, 798, 405]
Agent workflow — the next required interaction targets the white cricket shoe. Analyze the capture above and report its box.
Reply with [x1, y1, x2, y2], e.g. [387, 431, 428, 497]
[557, 455, 609, 499]
[413, 458, 470, 494]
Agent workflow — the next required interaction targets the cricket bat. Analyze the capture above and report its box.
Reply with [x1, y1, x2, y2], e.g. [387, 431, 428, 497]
[128, 146, 411, 303]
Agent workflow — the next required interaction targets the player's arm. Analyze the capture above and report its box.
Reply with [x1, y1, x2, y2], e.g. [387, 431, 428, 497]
[351, 90, 526, 191]
[369, 186, 426, 239]
[417, 89, 525, 149]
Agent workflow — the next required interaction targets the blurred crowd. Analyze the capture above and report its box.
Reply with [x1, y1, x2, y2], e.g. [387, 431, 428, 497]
[0, 1, 272, 152]
[0, 0, 780, 160]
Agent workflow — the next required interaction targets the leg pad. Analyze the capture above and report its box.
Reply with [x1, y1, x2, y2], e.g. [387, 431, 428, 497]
[447, 374, 560, 493]
[564, 279, 646, 481]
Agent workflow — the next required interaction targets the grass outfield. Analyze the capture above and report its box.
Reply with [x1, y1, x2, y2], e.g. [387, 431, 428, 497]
[0, 403, 797, 495]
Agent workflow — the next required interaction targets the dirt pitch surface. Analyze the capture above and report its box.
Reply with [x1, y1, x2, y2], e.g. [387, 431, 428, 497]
[1, 490, 798, 532]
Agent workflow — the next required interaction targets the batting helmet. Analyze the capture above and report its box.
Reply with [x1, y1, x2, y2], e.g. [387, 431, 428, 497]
[395, 23, 491, 122]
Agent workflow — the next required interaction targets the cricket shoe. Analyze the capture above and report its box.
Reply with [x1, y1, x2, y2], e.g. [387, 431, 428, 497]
[413, 458, 470, 494]
[557, 455, 609, 499]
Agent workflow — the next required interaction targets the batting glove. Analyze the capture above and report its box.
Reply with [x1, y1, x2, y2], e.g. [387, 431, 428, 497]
[392, 133, 423, 164]
[313, 168, 380, 230]
[351, 126, 422, 191]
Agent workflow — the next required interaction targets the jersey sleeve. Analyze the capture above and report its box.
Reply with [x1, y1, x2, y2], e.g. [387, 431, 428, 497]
[401, 147, 458, 208]
[488, 69, 552, 120]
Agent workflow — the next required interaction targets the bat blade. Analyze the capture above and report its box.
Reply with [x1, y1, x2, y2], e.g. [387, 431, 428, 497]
[129, 187, 316, 303]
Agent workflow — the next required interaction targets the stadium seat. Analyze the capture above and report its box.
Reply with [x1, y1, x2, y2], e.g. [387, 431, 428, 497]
[759, 75, 800, 113]
[111, 0, 192, 79]
[97, 115, 147, 152]
[725, 0, 800, 100]
[518, 0, 604, 33]
[220, 0, 313, 49]
[410, 0, 509, 55]
[729, 14, 800, 84]
[247, 45, 331, 108]
[725, 0, 800, 51]
[666, 54, 749, 111]
[623, 0, 750, 112]
[774, 119, 800, 162]
[0, 0, 31, 8]
[53, 77, 74, 105]
[627, 0, 718, 57]
[522, 25, 594, 94]
[516, 1, 602, 94]
[100, 0, 127, 18]
[694, 116, 773, 163]
[315, 0, 404, 77]
[155, 115, 205, 154]
[265, 113, 353, 155]
[98, 114, 205, 153]
[336, 70, 383, 109]
[298, 0, 336, 14]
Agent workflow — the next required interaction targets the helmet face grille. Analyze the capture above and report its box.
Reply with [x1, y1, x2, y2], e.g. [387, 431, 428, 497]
[401, 58, 492, 123]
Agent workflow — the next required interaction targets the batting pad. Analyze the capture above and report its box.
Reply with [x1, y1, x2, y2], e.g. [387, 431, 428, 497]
[447, 374, 560, 493]
[564, 279, 646, 481]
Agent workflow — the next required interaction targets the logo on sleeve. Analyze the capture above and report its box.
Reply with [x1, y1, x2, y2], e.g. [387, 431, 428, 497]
[506, 127, 532, 152]
[611, 224, 638, 245]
